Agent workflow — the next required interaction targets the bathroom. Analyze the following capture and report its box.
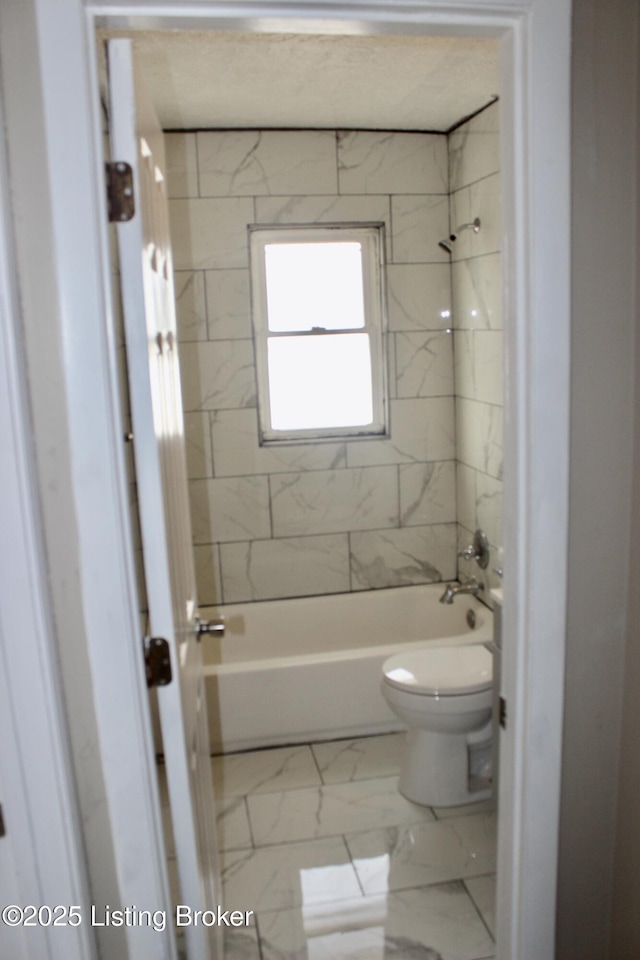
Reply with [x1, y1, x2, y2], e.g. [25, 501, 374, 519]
[120, 27, 503, 960]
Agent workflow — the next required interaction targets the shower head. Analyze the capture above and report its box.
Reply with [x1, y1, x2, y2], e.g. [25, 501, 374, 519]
[438, 217, 481, 254]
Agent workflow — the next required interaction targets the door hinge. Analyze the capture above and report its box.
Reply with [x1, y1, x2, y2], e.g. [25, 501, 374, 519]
[0, 804, 5, 838]
[106, 161, 135, 223]
[499, 696, 507, 730]
[144, 637, 172, 688]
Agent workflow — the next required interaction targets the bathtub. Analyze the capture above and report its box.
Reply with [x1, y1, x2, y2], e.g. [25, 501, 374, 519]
[200, 584, 493, 754]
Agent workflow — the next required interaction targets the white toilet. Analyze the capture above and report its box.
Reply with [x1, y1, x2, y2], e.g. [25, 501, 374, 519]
[381, 644, 493, 807]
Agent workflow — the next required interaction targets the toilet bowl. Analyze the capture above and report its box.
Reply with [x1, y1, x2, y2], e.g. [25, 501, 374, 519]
[381, 644, 493, 807]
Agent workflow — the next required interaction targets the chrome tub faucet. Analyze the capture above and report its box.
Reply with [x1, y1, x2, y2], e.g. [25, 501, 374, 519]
[439, 578, 484, 605]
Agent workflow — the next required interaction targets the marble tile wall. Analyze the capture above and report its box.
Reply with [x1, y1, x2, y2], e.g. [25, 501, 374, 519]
[166, 129, 457, 604]
[448, 102, 504, 595]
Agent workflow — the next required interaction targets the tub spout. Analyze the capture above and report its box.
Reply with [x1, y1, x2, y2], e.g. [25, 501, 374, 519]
[439, 579, 484, 604]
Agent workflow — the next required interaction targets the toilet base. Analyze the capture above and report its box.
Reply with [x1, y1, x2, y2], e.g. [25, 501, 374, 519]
[398, 725, 493, 808]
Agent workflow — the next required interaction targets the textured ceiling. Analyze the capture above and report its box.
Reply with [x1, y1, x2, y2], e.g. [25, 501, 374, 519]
[101, 30, 499, 133]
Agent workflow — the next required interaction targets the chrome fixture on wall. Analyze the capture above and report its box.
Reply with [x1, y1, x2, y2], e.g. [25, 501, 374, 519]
[458, 528, 490, 569]
[439, 578, 484, 604]
[438, 217, 481, 253]
[439, 529, 491, 604]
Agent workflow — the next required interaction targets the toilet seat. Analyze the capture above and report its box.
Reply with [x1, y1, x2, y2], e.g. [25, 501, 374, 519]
[382, 644, 492, 697]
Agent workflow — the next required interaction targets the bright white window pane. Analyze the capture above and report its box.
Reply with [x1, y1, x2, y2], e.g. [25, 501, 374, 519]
[267, 334, 373, 430]
[264, 243, 365, 332]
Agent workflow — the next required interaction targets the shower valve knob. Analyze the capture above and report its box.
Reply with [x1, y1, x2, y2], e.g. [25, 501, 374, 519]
[457, 529, 490, 570]
[458, 545, 476, 561]
[196, 617, 225, 639]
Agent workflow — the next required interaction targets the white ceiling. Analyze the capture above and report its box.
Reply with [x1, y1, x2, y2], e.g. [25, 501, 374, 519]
[102, 30, 499, 133]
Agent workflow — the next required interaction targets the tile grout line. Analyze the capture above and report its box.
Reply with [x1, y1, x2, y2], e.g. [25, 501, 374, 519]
[462, 876, 497, 945]
[254, 911, 266, 960]
[342, 830, 368, 899]
[243, 793, 257, 851]
[308, 741, 327, 785]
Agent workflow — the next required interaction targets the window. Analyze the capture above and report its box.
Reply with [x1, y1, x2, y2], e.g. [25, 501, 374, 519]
[249, 224, 388, 443]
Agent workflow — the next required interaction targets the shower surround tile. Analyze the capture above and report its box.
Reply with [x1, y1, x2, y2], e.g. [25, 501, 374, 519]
[350, 524, 457, 590]
[193, 543, 222, 606]
[455, 399, 503, 480]
[452, 254, 502, 331]
[455, 330, 503, 406]
[449, 103, 503, 588]
[311, 734, 404, 784]
[337, 130, 448, 195]
[189, 476, 271, 544]
[211, 744, 321, 797]
[456, 463, 478, 534]
[179, 340, 256, 412]
[205, 269, 252, 341]
[469, 173, 502, 257]
[391, 195, 450, 264]
[472, 331, 503, 406]
[183, 411, 213, 479]
[169, 197, 253, 270]
[174, 270, 207, 341]
[270, 466, 399, 538]
[386, 263, 453, 332]
[197, 130, 338, 197]
[257, 883, 494, 960]
[165, 132, 198, 198]
[476, 473, 503, 550]
[395, 331, 455, 398]
[454, 330, 476, 401]
[211, 408, 347, 478]
[346, 811, 497, 895]
[399, 461, 457, 527]
[220, 535, 350, 603]
[347, 398, 456, 467]
[246, 777, 435, 846]
[255, 195, 393, 258]
[448, 101, 501, 194]
[448, 186, 473, 261]
[166, 125, 505, 605]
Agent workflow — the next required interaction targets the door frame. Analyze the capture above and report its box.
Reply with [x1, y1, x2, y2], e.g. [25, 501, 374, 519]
[0, 77, 97, 960]
[0, 3, 178, 959]
[0, 2, 571, 959]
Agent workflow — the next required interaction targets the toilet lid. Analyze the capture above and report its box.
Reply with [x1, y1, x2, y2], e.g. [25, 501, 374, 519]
[382, 645, 492, 696]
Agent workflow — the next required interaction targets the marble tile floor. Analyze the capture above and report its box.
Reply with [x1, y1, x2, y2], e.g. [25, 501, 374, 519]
[161, 732, 496, 960]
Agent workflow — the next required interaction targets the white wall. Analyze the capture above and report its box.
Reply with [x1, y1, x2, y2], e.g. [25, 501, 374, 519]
[609, 5, 640, 954]
[558, 0, 639, 956]
[0, 9, 126, 956]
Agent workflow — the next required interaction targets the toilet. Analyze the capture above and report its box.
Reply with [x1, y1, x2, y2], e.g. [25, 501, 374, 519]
[381, 644, 493, 807]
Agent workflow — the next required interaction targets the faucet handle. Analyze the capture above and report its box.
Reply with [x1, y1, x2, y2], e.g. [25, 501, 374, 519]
[457, 529, 490, 570]
[458, 544, 476, 561]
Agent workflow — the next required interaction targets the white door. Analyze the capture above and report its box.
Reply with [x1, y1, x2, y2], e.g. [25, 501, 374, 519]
[108, 39, 220, 960]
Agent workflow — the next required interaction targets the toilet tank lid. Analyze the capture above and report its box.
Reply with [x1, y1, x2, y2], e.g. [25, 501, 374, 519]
[382, 644, 492, 696]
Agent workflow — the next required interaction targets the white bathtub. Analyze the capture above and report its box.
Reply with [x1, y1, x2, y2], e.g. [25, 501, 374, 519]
[201, 584, 493, 754]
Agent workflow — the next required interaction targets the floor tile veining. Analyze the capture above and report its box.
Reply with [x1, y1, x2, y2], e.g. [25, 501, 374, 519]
[213, 733, 497, 960]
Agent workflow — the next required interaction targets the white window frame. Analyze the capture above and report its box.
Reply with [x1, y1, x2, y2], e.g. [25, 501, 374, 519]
[249, 223, 389, 444]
